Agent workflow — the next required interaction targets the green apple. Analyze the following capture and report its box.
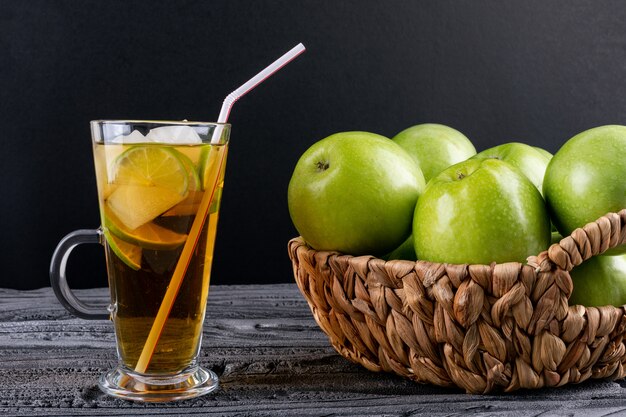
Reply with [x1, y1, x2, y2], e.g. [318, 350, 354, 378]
[569, 254, 626, 307]
[543, 125, 626, 254]
[471, 142, 551, 196]
[551, 231, 563, 245]
[288, 132, 426, 256]
[533, 146, 553, 161]
[413, 158, 551, 264]
[382, 234, 417, 261]
[392, 123, 476, 182]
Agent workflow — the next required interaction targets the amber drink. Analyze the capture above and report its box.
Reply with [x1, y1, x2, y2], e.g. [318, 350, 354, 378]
[49, 120, 231, 402]
[93, 139, 227, 374]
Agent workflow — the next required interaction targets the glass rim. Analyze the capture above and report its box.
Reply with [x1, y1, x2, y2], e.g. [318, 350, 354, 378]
[90, 119, 231, 127]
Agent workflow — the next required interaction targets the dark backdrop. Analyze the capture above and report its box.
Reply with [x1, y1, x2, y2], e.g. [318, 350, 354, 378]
[2, 1, 626, 289]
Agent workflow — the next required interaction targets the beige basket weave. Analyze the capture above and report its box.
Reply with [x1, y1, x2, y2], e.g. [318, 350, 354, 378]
[288, 209, 626, 393]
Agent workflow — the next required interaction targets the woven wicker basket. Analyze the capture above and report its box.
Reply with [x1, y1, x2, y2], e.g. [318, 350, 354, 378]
[288, 209, 626, 393]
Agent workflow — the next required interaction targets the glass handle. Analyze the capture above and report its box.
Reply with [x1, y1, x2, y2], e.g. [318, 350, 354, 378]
[49, 228, 110, 320]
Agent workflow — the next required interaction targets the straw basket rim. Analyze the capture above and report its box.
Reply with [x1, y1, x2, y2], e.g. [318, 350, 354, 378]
[288, 209, 626, 393]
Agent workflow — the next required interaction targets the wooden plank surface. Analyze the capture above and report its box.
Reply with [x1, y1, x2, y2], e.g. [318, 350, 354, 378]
[0, 284, 625, 416]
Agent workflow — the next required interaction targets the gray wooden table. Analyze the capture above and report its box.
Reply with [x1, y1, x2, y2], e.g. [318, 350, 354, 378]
[1, 284, 625, 416]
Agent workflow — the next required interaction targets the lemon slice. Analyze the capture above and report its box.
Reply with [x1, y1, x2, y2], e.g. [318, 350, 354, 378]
[172, 149, 201, 191]
[104, 208, 188, 250]
[198, 144, 227, 191]
[106, 146, 188, 230]
[104, 230, 142, 270]
[112, 146, 189, 191]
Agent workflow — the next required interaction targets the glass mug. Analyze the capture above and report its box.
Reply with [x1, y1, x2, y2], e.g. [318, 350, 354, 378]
[50, 120, 230, 402]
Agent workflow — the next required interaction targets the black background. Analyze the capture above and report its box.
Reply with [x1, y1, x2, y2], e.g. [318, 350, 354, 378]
[2, 1, 626, 289]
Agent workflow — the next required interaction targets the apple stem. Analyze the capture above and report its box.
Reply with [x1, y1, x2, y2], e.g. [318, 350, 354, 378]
[316, 161, 330, 171]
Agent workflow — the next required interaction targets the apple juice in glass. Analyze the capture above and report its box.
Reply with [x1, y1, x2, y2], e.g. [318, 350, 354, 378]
[92, 122, 228, 374]
[49, 121, 230, 401]
[86, 121, 227, 374]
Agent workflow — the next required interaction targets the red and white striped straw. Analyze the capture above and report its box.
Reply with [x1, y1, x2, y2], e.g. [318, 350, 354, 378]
[211, 43, 306, 143]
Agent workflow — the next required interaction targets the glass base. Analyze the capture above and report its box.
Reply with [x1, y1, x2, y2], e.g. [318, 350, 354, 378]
[98, 365, 219, 402]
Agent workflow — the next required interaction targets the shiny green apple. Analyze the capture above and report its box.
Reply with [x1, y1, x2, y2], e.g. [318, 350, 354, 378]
[543, 125, 626, 254]
[413, 158, 551, 264]
[472, 142, 551, 196]
[569, 254, 626, 307]
[288, 132, 426, 256]
[392, 123, 476, 182]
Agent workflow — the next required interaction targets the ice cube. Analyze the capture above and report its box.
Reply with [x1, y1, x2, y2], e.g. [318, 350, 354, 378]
[145, 126, 202, 144]
[111, 130, 147, 144]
